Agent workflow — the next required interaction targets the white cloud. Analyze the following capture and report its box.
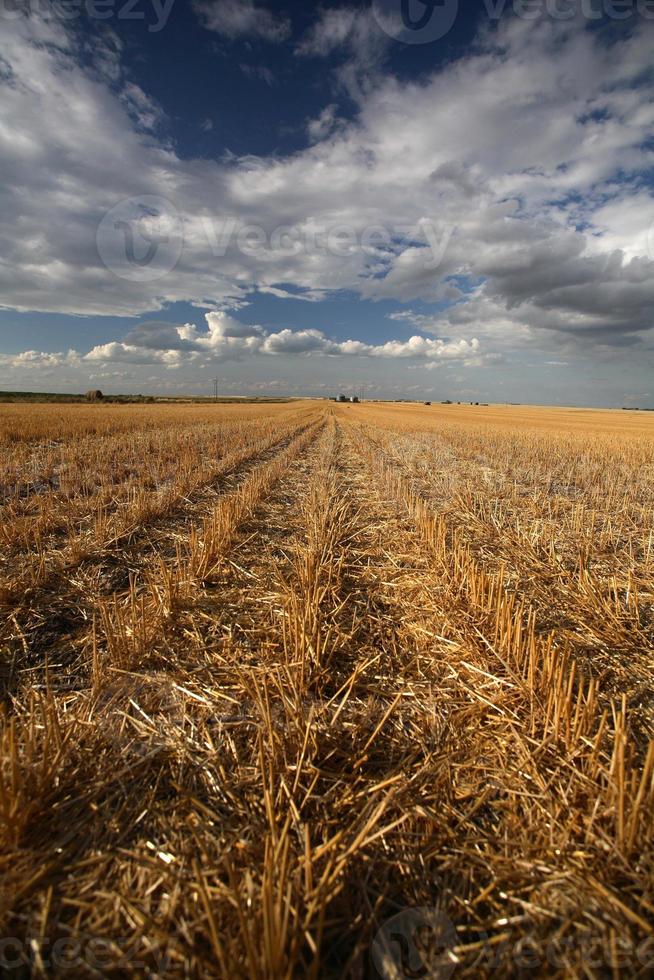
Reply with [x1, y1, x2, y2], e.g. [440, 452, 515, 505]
[257, 285, 328, 302]
[260, 328, 329, 355]
[83, 342, 185, 365]
[306, 104, 340, 143]
[295, 7, 387, 66]
[120, 83, 164, 132]
[193, 0, 291, 42]
[239, 63, 276, 85]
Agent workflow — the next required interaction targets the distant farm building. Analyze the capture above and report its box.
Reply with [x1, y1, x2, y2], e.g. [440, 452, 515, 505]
[85, 389, 104, 402]
[337, 394, 348, 402]
[350, 396, 359, 403]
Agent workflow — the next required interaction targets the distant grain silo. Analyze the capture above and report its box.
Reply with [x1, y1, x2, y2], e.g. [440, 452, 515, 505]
[350, 396, 359, 403]
[337, 394, 347, 402]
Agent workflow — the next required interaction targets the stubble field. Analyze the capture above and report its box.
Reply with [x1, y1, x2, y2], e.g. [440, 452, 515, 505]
[1, 399, 653, 977]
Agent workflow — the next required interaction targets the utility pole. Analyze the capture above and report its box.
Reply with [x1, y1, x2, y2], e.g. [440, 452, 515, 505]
[212, 378, 218, 401]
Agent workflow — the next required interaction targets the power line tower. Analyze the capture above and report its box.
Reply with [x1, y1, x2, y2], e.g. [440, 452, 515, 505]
[212, 378, 218, 401]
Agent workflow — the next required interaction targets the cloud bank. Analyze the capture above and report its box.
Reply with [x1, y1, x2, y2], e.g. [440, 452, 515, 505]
[0, 7, 653, 394]
[0, 313, 482, 376]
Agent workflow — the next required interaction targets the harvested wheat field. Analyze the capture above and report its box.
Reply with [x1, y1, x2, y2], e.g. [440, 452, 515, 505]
[1, 399, 653, 978]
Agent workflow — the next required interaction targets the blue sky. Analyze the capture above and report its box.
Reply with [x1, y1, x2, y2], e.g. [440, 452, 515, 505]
[1, 0, 653, 404]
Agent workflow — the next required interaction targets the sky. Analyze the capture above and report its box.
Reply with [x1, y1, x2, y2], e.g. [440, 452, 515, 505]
[1, 0, 653, 404]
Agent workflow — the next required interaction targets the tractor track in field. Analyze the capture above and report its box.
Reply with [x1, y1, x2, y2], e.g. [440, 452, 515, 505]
[171, 420, 334, 659]
[177, 417, 426, 685]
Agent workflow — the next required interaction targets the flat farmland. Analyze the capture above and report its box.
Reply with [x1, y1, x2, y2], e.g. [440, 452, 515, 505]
[1, 400, 653, 977]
